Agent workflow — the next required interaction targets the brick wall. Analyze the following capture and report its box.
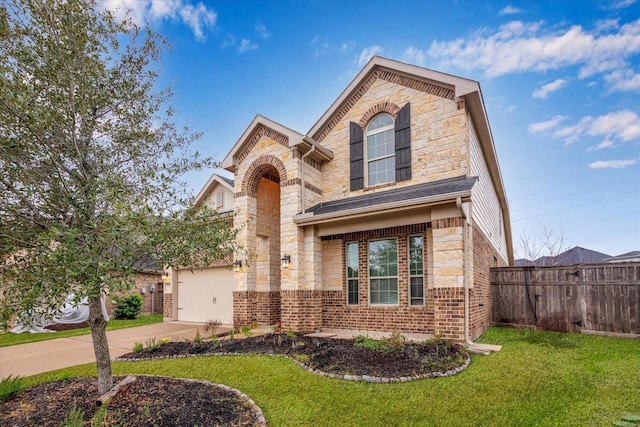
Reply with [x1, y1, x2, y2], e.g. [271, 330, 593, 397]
[233, 291, 257, 326]
[105, 272, 162, 317]
[469, 225, 506, 340]
[281, 289, 322, 332]
[320, 223, 435, 334]
[255, 291, 281, 326]
[163, 293, 172, 318]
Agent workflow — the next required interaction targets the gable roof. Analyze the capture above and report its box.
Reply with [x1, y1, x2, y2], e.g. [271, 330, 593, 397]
[295, 175, 477, 225]
[193, 173, 235, 209]
[221, 115, 333, 173]
[306, 56, 513, 263]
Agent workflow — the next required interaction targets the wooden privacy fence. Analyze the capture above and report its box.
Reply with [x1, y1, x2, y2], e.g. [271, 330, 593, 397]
[491, 263, 639, 336]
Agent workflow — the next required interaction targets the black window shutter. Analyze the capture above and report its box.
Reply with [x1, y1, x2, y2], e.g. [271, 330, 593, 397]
[395, 102, 411, 182]
[350, 122, 364, 191]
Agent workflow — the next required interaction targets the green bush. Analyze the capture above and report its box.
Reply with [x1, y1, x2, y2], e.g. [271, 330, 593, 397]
[113, 294, 143, 320]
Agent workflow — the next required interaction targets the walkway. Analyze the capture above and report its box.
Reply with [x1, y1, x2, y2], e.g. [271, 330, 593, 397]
[0, 321, 208, 378]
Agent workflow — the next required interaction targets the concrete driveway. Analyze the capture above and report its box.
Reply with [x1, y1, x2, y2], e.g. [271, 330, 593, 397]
[0, 321, 209, 378]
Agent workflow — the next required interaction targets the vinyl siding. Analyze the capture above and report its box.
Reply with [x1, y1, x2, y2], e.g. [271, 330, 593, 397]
[468, 113, 508, 262]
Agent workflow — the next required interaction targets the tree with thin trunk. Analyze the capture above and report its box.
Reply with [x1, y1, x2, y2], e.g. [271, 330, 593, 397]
[516, 227, 570, 266]
[0, 0, 238, 395]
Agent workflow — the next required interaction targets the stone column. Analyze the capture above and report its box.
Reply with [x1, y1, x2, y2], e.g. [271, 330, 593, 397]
[431, 217, 466, 342]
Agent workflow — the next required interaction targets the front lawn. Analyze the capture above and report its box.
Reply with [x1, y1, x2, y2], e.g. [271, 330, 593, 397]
[16, 327, 640, 426]
[0, 314, 163, 347]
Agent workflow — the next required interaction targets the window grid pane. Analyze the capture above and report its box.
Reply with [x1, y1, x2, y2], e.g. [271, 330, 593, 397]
[347, 242, 359, 305]
[366, 114, 395, 187]
[369, 239, 398, 305]
[409, 236, 424, 306]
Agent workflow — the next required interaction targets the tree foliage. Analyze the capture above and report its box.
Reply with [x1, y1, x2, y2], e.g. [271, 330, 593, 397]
[0, 0, 238, 394]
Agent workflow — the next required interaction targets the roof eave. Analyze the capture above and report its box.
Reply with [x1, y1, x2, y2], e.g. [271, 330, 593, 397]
[294, 190, 472, 226]
[193, 174, 235, 208]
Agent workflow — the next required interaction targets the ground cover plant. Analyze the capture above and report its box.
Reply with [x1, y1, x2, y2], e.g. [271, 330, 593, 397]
[1, 327, 638, 426]
[0, 314, 163, 347]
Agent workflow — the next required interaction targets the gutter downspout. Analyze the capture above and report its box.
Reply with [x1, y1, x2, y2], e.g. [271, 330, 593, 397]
[300, 142, 316, 214]
[457, 197, 491, 355]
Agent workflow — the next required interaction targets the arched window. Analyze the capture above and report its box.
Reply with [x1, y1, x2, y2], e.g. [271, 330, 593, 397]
[365, 114, 395, 186]
[349, 102, 411, 191]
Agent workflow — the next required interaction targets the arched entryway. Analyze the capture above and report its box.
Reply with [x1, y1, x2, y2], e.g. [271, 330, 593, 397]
[239, 156, 287, 327]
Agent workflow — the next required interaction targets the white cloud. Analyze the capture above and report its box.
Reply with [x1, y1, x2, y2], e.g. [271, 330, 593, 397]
[101, 0, 216, 41]
[587, 139, 616, 151]
[499, 5, 522, 15]
[607, 0, 637, 10]
[238, 39, 259, 53]
[428, 18, 640, 82]
[403, 46, 426, 65]
[179, 3, 217, 41]
[550, 110, 640, 145]
[532, 78, 567, 98]
[605, 69, 640, 91]
[222, 33, 236, 48]
[528, 115, 568, 133]
[589, 159, 637, 168]
[357, 46, 384, 67]
[256, 23, 270, 39]
[311, 36, 355, 57]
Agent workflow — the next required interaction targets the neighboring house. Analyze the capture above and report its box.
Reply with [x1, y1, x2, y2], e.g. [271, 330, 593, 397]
[515, 246, 611, 267]
[604, 251, 640, 263]
[163, 174, 236, 323]
[169, 57, 513, 342]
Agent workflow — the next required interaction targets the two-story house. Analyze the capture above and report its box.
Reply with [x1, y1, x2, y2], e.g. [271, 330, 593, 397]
[168, 56, 513, 343]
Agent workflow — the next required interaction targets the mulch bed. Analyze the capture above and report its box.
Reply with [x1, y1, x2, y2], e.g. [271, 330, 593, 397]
[119, 334, 469, 379]
[0, 376, 262, 427]
[1, 334, 468, 426]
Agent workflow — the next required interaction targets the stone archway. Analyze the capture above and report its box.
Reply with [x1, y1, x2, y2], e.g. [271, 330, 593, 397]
[241, 156, 287, 326]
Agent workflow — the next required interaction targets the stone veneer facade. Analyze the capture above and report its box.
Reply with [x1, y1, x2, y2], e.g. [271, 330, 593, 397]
[223, 58, 511, 342]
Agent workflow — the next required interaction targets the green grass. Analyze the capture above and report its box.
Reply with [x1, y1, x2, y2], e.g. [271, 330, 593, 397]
[0, 314, 163, 347]
[14, 327, 640, 426]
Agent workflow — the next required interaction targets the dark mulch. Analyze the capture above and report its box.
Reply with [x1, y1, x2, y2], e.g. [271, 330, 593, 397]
[1, 334, 467, 426]
[0, 376, 261, 427]
[119, 334, 469, 378]
[44, 321, 89, 331]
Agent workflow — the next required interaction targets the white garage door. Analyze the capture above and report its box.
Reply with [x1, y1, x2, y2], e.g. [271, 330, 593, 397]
[176, 267, 234, 324]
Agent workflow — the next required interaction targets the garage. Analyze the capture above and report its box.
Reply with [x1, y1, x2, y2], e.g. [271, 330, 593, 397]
[176, 267, 234, 324]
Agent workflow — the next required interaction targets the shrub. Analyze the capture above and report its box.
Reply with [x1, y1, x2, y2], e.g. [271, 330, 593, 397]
[0, 375, 24, 402]
[61, 405, 84, 427]
[132, 342, 144, 353]
[382, 332, 407, 351]
[145, 337, 161, 351]
[240, 325, 252, 338]
[113, 294, 143, 320]
[354, 335, 390, 352]
[203, 318, 222, 338]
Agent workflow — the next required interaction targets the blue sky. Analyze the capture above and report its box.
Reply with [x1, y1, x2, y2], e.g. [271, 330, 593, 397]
[102, 0, 640, 257]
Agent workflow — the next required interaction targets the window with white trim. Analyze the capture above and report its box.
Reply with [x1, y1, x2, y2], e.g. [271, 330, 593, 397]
[369, 239, 398, 305]
[346, 242, 359, 305]
[409, 235, 424, 306]
[365, 114, 395, 186]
